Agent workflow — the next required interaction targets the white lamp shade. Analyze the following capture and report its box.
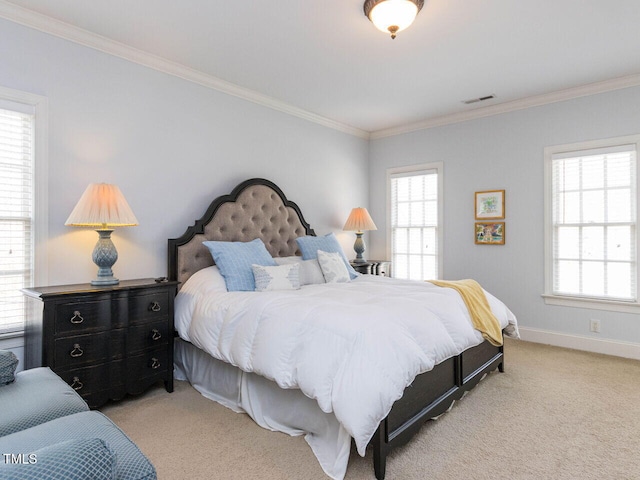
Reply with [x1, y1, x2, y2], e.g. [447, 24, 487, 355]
[368, 0, 420, 36]
[65, 183, 138, 228]
[343, 207, 378, 232]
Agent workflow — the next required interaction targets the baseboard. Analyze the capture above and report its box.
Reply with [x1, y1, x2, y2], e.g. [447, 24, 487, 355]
[517, 327, 640, 361]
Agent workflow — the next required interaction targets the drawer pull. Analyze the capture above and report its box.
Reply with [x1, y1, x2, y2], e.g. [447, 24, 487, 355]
[149, 302, 162, 312]
[150, 357, 161, 369]
[70, 311, 84, 324]
[70, 343, 84, 358]
[71, 376, 84, 391]
[151, 329, 162, 341]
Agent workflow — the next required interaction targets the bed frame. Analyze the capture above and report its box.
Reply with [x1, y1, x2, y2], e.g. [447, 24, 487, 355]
[168, 178, 504, 480]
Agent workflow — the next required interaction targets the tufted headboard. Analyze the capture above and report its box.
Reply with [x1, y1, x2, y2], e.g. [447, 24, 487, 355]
[168, 178, 316, 289]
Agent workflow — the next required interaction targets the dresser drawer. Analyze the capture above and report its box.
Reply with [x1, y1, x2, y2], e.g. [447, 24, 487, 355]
[127, 347, 168, 382]
[57, 360, 124, 407]
[126, 347, 168, 396]
[54, 298, 112, 335]
[57, 362, 110, 397]
[129, 290, 170, 325]
[54, 331, 110, 368]
[128, 321, 169, 354]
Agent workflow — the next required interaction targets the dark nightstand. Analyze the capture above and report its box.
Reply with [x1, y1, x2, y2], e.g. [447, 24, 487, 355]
[350, 260, 391, 277]
[22, 278, 178, 409]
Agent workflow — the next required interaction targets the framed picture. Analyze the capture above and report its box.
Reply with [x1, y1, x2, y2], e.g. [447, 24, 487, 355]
[475, 222, 505, 245]
[475, 190, 505, 219]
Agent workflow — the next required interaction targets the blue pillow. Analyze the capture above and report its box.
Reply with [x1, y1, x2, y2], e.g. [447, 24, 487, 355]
[296, 233, 358, 279]
[0, 438, 116, 480]
[203, 238, 276, 291]
[0, 350, 18, 386]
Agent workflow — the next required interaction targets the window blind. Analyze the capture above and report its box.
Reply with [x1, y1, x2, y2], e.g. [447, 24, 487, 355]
[551, 145, 637, 301]
[390, 168, 438, 280]
[0, 107, 34, 334]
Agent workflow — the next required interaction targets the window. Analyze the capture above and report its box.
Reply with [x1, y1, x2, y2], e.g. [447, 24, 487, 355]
[544, 135, 640, 312]
[0, 87, 47, 336]
[388, 163, 443, 281]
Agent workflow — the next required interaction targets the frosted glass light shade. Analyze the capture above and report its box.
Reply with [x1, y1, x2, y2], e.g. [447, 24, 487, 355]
[364, 0, 424, 39]
[65, 183, 138, 228]
[343, 207, 378, 232]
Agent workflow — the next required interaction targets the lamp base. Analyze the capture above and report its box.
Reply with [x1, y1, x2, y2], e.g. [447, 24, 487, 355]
[91, 230, 120, 286]
[353, 232, 367, 264]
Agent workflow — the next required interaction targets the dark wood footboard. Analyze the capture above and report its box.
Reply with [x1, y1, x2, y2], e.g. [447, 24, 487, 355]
[371, 340, 504, 479]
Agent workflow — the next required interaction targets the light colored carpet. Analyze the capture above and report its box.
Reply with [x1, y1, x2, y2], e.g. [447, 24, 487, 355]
[101, 339, 640, 479]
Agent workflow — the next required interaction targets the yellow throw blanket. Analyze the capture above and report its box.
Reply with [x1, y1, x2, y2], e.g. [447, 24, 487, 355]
[428, 279, 503, 346]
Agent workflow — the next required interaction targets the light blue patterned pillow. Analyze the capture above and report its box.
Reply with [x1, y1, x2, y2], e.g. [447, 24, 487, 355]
[0, 437, 116, 480]
[317, 250, 351, 283]
[0, 350, 18, 386]
[296, 233, 358, 279]
[252, 263, 301, 291]
[203, 238, 276, 291]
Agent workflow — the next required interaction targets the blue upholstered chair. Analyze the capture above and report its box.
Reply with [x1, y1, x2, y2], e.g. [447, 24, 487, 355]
[0, 352, 156, 480]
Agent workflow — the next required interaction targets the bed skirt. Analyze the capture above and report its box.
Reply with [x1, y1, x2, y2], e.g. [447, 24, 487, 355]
[173, 338, 352, 480]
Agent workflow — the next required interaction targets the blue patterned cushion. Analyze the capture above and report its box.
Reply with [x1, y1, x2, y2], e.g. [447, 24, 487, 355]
[252, 263, 300, 291]
[0, 367, 89, 437]
[296, 233, 358, 279]
[203, 238, 276, 291]
[0, 438, 116, 480]
[0, 350, 18, 385]
[0, 411, 156, 480]
[317, 250, 351, 283]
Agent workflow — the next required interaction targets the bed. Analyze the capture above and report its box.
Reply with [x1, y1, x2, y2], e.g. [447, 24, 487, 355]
[168, 178, 518, 479]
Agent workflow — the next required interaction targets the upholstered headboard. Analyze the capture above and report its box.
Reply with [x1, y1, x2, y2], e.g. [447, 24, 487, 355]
[168, 178, 315, 289]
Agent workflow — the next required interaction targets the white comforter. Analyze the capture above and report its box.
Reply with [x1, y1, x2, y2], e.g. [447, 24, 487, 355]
[177, 273, 518, 456]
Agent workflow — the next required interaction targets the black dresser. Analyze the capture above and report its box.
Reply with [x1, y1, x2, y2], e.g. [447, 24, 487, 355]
[350, 260, 392, 277]
[22, 279, 178, 408]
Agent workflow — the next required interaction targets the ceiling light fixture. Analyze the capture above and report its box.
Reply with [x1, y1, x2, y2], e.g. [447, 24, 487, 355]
[364, 0, 424, 39]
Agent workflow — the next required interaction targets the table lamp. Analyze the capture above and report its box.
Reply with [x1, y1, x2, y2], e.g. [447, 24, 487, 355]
[343, 207, 377, 264]
[65, 183, 138, 285]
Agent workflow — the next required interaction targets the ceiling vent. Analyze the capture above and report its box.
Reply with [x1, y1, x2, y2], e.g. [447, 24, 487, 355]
[462, 94, 496, 105]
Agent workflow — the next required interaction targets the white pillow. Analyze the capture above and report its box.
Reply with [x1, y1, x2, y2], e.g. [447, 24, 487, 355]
[299, 259, 326, 285]
[317, 250, 350, 283]
[252, 263, 301, 291]
[275, 256, 325, 285]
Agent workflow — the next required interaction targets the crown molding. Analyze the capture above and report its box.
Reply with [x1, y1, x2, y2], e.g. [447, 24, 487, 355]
[370, 73, 640, 140]
[3, 0, 639, 142]
[0, 1, 370, 139]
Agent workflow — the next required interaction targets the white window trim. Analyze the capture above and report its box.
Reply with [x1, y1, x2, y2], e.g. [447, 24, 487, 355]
[0, 85, 49, 337]
[543, 134, 640, 313]
[386, 162, 444, 279]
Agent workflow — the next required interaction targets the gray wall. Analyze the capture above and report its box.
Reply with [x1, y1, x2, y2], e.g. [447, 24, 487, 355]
[368, 86, 640, 352]
[0, 19, 369, 286]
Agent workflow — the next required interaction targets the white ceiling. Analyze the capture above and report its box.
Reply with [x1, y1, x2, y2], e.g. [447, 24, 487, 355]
[3, 0, 640, 135]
